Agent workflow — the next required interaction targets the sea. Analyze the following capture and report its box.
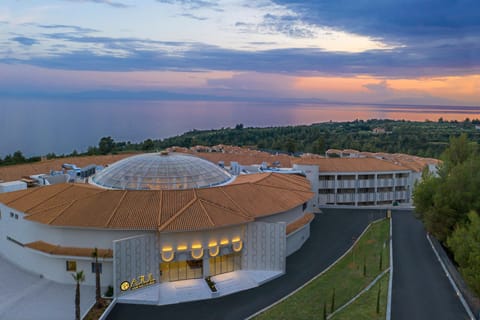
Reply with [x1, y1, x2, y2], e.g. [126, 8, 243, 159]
[1, 98, 479, 157]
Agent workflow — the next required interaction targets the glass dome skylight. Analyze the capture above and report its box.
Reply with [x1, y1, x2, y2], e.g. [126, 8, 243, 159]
[91, 152, 233, 190]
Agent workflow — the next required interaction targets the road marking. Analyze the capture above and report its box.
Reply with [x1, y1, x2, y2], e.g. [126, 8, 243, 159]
[386, 216, 393, 320]
[426, 234, 475, 320]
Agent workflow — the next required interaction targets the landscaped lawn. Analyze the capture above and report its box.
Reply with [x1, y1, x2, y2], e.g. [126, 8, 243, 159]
[255, 217, 390, 320]
[332, 271, 389, 320]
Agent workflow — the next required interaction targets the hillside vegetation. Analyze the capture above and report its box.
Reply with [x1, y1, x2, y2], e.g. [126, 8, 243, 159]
[2, 119, 480, 167]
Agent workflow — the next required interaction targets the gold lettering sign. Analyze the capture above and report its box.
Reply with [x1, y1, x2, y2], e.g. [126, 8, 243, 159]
[120, 273, 156, 291]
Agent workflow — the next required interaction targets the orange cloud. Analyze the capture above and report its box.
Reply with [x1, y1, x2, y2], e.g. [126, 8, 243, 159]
[292, 74, 480, 105]
[388, 75, 480, 101]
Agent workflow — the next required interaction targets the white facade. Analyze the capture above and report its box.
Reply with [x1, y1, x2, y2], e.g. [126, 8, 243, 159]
[0, 201, 313, 290]
[293, 164, 412, 207]
[0, 181, 27, 193]
[0, 202, 147, 286]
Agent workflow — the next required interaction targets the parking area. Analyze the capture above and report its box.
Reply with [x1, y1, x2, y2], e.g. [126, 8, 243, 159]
[0, 254, 95, 320]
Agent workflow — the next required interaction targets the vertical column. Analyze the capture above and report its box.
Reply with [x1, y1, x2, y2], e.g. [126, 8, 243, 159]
[393, 172, 397, 203]
[355, 174, 359, 206]
[202, 253, 210, 278]
[334, 174, 338, 205]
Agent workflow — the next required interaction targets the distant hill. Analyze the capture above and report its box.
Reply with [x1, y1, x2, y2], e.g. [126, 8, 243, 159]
[1, 119, 479, 170]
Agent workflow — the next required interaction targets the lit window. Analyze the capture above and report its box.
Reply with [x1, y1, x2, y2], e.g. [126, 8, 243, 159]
[91, 262, 102, 273]
[66, 260, 77, 271]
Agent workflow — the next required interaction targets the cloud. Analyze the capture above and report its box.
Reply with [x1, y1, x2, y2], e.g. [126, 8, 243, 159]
[2, 0, 479, 78]
[179, 13, 208, 21]
[38, 24, 98, 33]
[235, 13, 316, 39]
[10, 36, 38, 46]
[363, 80, 392, 94]
[64, 0, 130, 8]
[272, 0, 480, 42]
[156, 0, 220, 11]
[3, 36, 480, 77]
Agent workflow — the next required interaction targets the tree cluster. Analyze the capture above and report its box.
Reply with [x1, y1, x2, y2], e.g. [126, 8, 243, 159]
[146, 119, 480, 158]
[3, 119, 480, 167]
[0, 150, 41, 167]
[413, 133, 480, 295]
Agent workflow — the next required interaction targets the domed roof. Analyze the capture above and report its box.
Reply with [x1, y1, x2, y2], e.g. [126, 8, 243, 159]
[91, 152, 233, 190]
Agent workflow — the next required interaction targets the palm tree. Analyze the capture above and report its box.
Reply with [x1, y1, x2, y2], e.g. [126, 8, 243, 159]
[92, 248, 104, 307]
[72, 270, 85, 320]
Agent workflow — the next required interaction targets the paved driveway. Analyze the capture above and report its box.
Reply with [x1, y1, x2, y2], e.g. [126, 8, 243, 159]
[0, 254, 95, 320]
[391, 210, 469, 320]
[107, 209, 385, 320]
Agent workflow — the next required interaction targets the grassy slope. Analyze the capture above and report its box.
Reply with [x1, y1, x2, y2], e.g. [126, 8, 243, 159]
[256, 218, 390, 320]
[332, 272, 389, 320]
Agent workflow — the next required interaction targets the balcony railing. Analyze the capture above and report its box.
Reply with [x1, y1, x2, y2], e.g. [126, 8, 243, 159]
[377, 179, 394, 187]
[319, 180, 336, 188]
[357, 192, 376, 202]
[358, 179, 376, 188]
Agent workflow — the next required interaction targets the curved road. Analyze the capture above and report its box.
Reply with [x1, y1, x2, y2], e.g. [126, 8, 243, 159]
[391, 210, 470, 320]
[107, 209, 471, 320]
[107, 209, 384, 320]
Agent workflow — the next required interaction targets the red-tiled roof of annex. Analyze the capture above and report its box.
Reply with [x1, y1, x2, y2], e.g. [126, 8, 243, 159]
[293, 157, 409, 172]
[0, 173, 313, 233]
[25, 241, 113, 258]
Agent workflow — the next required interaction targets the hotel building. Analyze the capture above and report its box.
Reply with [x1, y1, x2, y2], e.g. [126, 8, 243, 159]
[0, 152, 313, 297]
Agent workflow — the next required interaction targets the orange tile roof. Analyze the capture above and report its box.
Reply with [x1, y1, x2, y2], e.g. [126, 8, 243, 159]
[0, 153, 137, 182]
[25, 241, 113, 258]
[286, 212, 315, 235]
[293, 157, 408, 172]
[0, 173, 313, 232]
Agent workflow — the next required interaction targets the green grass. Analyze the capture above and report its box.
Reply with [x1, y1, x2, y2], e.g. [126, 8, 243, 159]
[332, 272, 389, 320]
[255, 218, 390, 320]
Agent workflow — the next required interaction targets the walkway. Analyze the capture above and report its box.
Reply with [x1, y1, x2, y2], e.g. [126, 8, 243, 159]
[391, 210, 470, 320]
[117, 270, 281, 305]
[107, 209, 386, 320]
[0, 254, 95, 320]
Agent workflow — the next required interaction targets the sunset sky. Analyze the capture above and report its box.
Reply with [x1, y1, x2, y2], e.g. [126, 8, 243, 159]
[1, 0, 479, 106]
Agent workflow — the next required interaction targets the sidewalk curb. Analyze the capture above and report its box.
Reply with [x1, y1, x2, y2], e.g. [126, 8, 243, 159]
[426, 234, 475, 320]
[246, 218, 385, 319]
[386, 216, 393, 320]
[98, 298, 117, 320]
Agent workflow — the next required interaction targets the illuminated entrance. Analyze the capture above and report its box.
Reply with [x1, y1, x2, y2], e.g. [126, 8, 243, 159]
[160, 260, 203, 282]
[209, 252, 241, 276]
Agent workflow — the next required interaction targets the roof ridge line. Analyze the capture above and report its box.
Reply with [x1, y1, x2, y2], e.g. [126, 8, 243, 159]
[279, 174, 312, 189]
[230, 172, 270, 186]
[24, 201, 73, 217]
[197, 197, 215, 227]
[199, 198, 251, 220]
[25, 184, 73, 212]
[47, 188, 111, 225]
[106, 190, 128, 227]
[217, 186, 250, 217]
[158, 190, 198, 232]
[157, 190, 163, 229]
[47, 199, 77, 225]
[26, 184, 104, 214]
[255, 181, 310, 193]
